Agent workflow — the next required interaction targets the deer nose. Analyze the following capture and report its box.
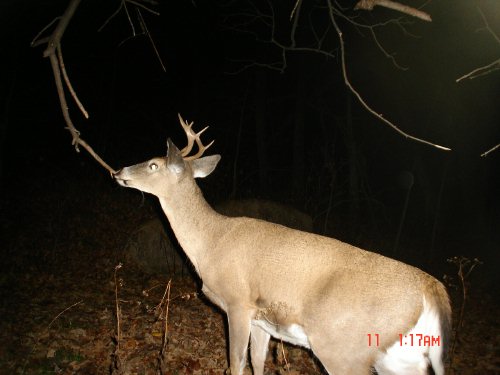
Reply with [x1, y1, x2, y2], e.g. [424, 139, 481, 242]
[112, 169, 122, 178]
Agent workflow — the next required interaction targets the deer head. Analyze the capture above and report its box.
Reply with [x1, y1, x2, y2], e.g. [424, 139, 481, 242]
[114, 114, 221, 197]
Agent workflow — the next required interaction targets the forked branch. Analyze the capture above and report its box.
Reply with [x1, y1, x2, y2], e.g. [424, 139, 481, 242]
[227, 0, 450, 151]
[32, 0, 117, 174]
[326, 0, 449, 151]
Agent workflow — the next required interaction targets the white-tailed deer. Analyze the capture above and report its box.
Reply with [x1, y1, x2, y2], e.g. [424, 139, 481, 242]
[114, 115, 451, 375]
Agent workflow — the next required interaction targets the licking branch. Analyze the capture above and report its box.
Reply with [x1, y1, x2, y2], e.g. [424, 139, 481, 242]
[32, 0, 164, 172]
[31, 0, 117, 175]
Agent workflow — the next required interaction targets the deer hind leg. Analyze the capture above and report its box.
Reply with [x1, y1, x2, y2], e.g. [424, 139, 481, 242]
[227, 306, 253, 375]
[250, 324, 270, 375]
[308, 333, 374, 375]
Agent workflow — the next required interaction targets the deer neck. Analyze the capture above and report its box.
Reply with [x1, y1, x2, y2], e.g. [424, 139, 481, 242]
[157, 180, 224, 272]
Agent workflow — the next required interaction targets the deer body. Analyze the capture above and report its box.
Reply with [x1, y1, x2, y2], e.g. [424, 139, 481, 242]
[114, 116, 451, 375]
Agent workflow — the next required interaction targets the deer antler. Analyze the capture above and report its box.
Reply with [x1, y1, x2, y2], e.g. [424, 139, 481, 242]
[177, 114, 214, 161]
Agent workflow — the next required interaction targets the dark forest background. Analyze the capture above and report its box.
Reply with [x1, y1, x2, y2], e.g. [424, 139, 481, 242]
[1, 0, 499, 286]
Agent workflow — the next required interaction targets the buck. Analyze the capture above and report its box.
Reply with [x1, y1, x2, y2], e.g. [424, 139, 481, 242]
[114, 115, 451, 375]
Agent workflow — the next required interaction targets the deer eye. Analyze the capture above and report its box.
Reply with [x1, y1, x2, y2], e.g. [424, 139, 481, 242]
[149, 163, 158, 171]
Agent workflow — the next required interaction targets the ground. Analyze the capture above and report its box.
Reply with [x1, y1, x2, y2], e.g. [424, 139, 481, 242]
[0, 170, 498, 374]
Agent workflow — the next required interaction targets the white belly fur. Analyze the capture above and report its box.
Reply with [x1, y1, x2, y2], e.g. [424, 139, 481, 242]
[252, 319, 310, 348]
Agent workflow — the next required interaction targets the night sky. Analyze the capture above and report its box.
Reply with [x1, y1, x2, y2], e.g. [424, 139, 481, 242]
[1, 0, 499, 286]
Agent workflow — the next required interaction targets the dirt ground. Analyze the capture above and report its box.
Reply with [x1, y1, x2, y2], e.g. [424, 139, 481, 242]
[0, 171, 498, 375]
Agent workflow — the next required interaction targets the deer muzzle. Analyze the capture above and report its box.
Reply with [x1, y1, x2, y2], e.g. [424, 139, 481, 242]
[112, 169, 129, 186]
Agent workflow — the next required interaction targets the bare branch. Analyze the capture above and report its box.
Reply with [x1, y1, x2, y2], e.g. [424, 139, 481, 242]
[369, 28, 408, 70]
[99, 0, 164, 73]
[99, 0, 159, 33]
[32, 0, 117, 175]
[290, 0, 303, 47]
[31, 17, 60, 47]
[326, 0, 449, 151]
[355, 0, 432, 22]
[222, 0, 449, 151]
[331, 3, 421, 70]
[124, 0, 136, 36]
[137, 8, 166, 72]
[127, 0, 160, 16]
[225, 60, 285, 75]
[98, 2, 124, 33]
[481, 143, 500, 158]
[49, 49, 116, 174]
[477, 6, 500, 45]
[48, 301, 83, 329]
[454, 7, 499, 156]
[456, 58, 500, 82]
[456, 8, 500, 82]
[290, 0, 301, 21]
[57, 45, 89, 119]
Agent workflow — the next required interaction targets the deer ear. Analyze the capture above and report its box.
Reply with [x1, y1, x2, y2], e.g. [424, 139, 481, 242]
[166, 138, 186, 174]
[192, 155, 221, 178]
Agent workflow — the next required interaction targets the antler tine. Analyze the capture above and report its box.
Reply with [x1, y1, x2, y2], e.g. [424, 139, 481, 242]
[178, 113, 195, 157]
[177, 113, 215, 161]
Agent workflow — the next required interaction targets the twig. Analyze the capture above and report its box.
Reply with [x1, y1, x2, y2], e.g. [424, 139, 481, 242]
[447, 256, 482, 367]
[477, 6, 500, 45]
[161, 280, 172, 354]
[114, 263, 123, 351]
[369, 28, 408, 70]
[137, 8, 166, 72]
[123, 0, 136, 36]
[31, 17, 60, 47]
[57, 45, 89, 119]
[99, 0, 159, 33]
[480, 143, 500, 158]
[111, 263, 123, 373]
[21, 300, 83, 374]
[457, 7, 500, 82]
[48, 300, 84, 329]
[127, 0, 160, 16]
[290, 0, 303, 47]
[99, 2, 124, 32]
[156, 280, 172, 374]
[456, 58, 500, 82]
[278, 339, 290, 372]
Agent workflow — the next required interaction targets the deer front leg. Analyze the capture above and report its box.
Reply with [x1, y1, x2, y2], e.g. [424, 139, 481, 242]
[227, 306, 252, 375]
[250, 324, 270, 375]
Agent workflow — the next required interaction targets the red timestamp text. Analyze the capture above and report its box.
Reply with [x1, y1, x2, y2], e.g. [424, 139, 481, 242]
[367, 333, 441, 347]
